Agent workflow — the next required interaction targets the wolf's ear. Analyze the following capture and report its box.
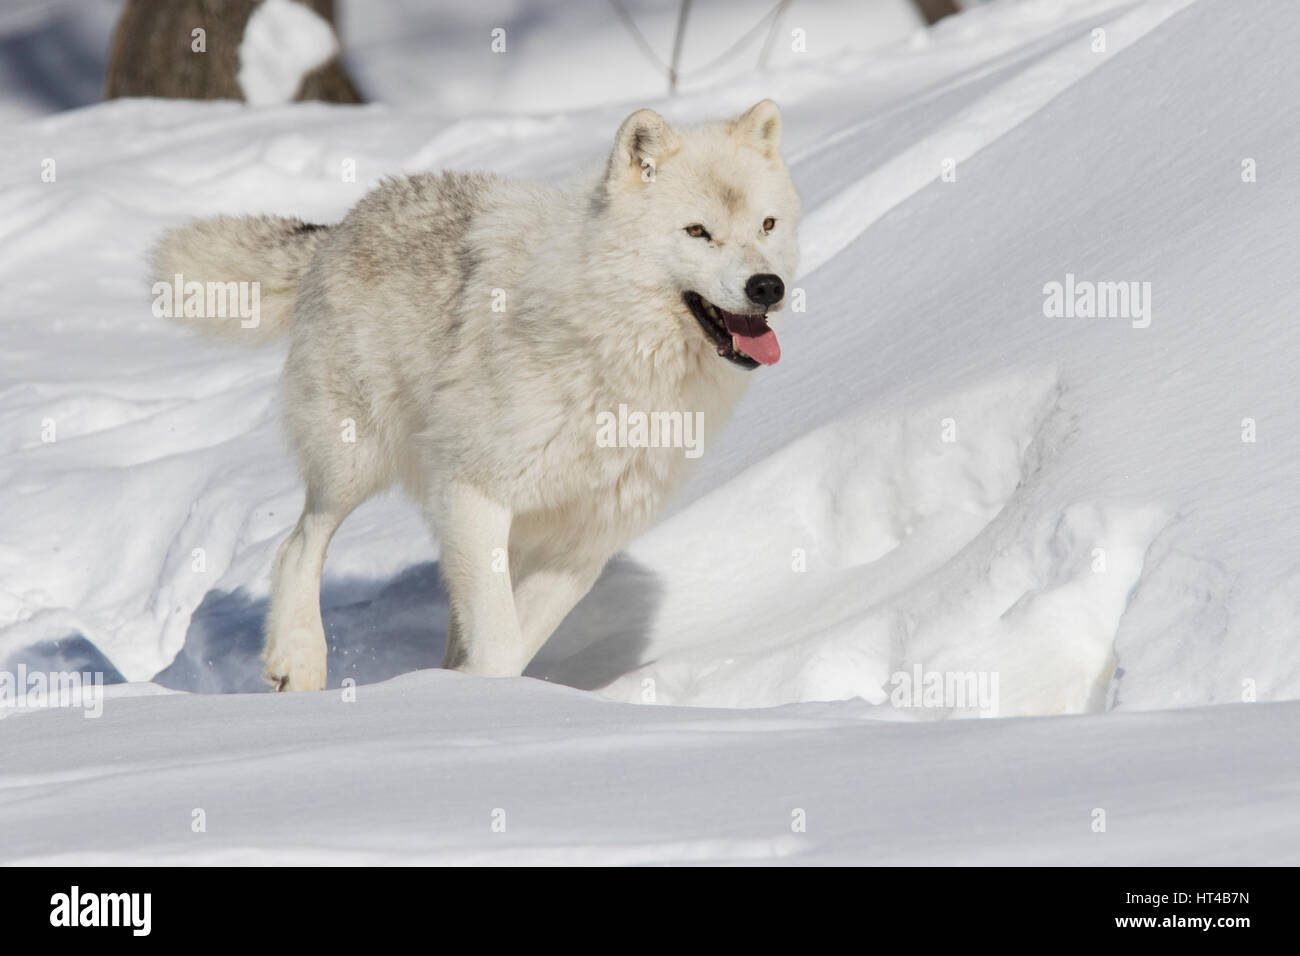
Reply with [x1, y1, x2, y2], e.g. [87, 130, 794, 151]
[728, 99, 782, 160]
[609, 108, 680, 187]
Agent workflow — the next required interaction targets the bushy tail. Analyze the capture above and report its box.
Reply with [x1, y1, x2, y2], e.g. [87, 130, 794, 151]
[152, 215, 329, 346]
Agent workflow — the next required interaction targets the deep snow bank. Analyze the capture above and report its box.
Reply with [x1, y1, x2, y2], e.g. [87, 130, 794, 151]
[1, 0, 1298, 721]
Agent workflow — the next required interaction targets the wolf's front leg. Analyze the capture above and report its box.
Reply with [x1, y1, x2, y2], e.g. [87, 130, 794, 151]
[512, 563, 604, 666]
[435, 483, 526, 676]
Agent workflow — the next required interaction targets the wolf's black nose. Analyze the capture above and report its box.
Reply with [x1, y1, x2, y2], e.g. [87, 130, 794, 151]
[745, 273, 784, 307]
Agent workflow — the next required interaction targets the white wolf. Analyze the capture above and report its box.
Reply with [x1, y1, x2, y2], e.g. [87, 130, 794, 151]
[154, 100, 801, 690]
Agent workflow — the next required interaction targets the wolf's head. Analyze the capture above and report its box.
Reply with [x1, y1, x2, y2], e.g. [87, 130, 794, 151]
[601, 100, 801, 370]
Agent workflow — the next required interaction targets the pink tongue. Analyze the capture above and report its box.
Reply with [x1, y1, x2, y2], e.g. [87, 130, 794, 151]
[723, 313, 781, 365]
[732, 330, 780, 365]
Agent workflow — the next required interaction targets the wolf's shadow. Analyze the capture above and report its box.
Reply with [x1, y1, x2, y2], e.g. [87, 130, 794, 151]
[151, 556, 661, 693]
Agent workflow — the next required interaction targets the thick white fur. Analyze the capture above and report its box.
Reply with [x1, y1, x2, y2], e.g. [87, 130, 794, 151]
[153, 100, 802, 690]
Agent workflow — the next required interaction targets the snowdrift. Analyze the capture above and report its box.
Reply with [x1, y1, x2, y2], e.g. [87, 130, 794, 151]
[2, 0, 1298, 863]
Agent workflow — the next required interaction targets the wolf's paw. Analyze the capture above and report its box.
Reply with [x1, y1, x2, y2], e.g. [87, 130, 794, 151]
[263, 628, 327, 692]
[263, 658, 327, 692]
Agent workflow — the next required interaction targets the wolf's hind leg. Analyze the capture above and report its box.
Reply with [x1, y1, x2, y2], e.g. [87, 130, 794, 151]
[433, 484, 525, 676]
[263, 489, 360, 692]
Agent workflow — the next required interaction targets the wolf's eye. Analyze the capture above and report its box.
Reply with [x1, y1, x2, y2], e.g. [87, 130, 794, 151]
[762, 217, 776, 233]
[685, 224, 711, 239]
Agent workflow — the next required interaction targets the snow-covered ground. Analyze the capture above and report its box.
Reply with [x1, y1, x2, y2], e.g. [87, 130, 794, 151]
[3, 0, 1299, 864]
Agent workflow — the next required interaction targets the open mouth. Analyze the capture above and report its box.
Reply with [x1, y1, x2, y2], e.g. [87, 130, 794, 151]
[683, 292, 781, 370]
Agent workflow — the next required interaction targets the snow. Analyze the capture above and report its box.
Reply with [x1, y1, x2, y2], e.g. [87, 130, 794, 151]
[237, 0, 341, 106]
[5, 672, 1299, 865]
[3, 0, 1300, 863]
[338, 0, 925, 115]
[0, 0, 926, 122]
